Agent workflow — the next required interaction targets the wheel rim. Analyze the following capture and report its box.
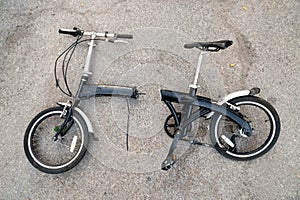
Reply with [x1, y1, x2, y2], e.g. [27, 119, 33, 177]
[214, 101, 276, 158]
[27, 110, 85, 170]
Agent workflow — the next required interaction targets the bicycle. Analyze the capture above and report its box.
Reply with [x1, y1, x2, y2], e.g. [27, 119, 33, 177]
[161, 41, 280, 170]
[24, 28, 140, 173]
[23, 28, 280, 173]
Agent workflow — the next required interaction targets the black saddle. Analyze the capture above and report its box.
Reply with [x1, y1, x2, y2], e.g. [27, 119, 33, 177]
[184, 40, 233, 51]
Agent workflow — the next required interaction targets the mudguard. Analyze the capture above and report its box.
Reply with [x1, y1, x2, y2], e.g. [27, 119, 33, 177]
[57, 102, 94, 133]
[206, 87, 260, 118]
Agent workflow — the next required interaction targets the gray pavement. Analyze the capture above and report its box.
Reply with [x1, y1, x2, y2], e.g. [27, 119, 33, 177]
[0, 0, 299, 199]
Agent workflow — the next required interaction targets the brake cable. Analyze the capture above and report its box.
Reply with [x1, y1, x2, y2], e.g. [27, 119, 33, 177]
[54, 35, 120, 97]
[54, 37, 80, 97]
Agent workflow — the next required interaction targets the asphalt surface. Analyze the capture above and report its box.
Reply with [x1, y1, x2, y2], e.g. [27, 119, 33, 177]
[0, 0, 299, 199]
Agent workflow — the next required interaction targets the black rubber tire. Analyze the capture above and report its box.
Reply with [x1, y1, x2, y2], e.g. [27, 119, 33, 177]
[210, 96, 280, 160]
[24, 107, 89, 173]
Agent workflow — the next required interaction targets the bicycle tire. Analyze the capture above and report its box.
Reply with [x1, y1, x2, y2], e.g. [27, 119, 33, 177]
[24, 107, 89, 173]
[210, 96, 280, 160]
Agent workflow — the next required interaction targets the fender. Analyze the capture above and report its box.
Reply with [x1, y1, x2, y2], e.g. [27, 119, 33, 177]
[206, 87, 260, 119]
[218, 87, 260, 105]
[57, 102, 94, 133]
[217, 90, 250, 105]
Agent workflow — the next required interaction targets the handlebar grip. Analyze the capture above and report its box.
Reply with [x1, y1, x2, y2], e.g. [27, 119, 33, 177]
[184, 43, 199, 49]
[116, 34, 133, 39]
[59, 28, 82, 37]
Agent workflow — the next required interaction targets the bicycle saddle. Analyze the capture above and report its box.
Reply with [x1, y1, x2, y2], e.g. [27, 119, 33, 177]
[184, 40, 233, 51]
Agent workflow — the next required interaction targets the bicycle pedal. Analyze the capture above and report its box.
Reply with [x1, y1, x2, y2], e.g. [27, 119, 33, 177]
[161, 160, 176, 171]
[161, 155, 176, 171]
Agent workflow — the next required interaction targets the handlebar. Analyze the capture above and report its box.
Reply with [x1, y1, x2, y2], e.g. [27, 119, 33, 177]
[58, 27, 133, 39]
[58, 28, 83, 37]
[115, 34, 133, 39]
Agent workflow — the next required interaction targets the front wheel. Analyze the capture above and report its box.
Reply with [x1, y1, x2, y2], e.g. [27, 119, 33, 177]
[24, 107, 89, 173]
[210, 96, 280, 160]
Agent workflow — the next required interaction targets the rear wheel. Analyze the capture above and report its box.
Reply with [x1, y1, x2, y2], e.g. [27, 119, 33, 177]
[210, 96, 280, 160]
[24, 107, 89, 173]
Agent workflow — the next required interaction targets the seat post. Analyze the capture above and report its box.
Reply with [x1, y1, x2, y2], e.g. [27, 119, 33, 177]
[189, 51, 205, 89]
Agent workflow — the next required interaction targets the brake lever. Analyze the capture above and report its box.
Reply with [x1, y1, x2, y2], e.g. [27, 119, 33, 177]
[105, 38, 129, 44]
[113, 39, 129, 44]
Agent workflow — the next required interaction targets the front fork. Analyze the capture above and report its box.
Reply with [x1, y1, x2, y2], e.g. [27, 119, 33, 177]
[52, 100, 74, 141]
